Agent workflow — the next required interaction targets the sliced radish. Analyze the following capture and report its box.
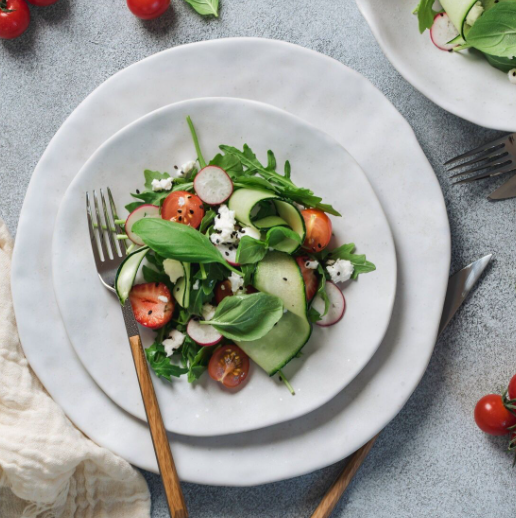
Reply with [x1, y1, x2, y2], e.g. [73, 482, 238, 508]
[125, 204, 161, 245]
[216, 243, 240, 266]
[311, 281, 346, 327]
[430, 12, 459, 51]
[193, 166, 233, 205]
[187, 318, 223, 347]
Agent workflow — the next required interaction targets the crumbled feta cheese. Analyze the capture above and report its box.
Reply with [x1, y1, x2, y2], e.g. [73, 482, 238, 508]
[326, 259, 354, 283]
[182, 160, 197, 175]
[509, 69, 516, 84]
[151, 177, 173, 192]
[157, 295, 169, 303]
[178, 196, 185, 207]
[238, 226, 262, 241]
[210, 204, 238, 244]
[192, 279, 200, 290]
[228, 271, 244, 293]
[162, 330, 186, 356]
[304, 259, 319, 270]
[201, 303, 216, 321]
[466, 1, 484, 26]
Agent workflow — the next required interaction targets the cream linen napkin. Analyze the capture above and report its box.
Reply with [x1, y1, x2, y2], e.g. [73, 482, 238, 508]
[0, 218, 151, 518]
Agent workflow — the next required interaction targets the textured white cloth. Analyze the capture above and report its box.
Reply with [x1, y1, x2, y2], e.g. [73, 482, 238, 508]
[0, 219, 151, 518]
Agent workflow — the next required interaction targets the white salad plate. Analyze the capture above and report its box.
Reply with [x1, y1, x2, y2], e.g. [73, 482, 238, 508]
[52, 98, 396, 437]
[356, 0, 516, 132]
[12, 38, 450, 485]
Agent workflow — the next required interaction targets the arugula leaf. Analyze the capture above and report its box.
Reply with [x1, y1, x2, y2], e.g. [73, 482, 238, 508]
[234, 176, 279, 191]
[142, 265, 169, 285]
[308, 306, 322, 323]
[413, 0, 439, 33]
[209, 153, 244, 178]
[179, 336, 213, 382]
[315, 262, 330, 316]
[125, 201, 144, 213]
[145, 343, 188, 380]
[236, 236, 268, 264]
[144, 170, 170, 191]
[267, 150, 277, 171]
[325, 243, 376, 280]
[202, 293, 284, 341]
[130, 190, 169, 206]
[183, 0, 219, 17]
[199, 209, 217, 234]
[485, 53, 516, 72]
[132, 218, 242, 274]
[172, 181, 194, 192]
[467, 3, 516, 57]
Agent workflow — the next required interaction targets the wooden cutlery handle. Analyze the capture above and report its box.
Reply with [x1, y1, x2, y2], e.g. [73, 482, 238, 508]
[310, 435, 378, 518]
[129, 335, 188, 518]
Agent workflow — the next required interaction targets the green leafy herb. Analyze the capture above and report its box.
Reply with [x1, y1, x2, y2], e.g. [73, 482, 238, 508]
[180, 336, 213, 382]
[308, 306, 322, 323]
[209, 153, 244, 178]
[145, 343, 188, 380]
[485, 53, 516, 72]
[142, 265, 169, 285]
[199, 209, 217, 234]
[236, 236, 268, 264]
[324, 243, 376, 280]
[315, 262, 330, 315]
[183, 0, 219, 17]
[144, 170, 170, 190]
[187, 116, 207, 167]
[413, 0, 439, 33]
[132, 218, 242, 275]
[125, 201, 144, 213]
[467, 3, 516, 58]
[130, 189, 169, 206]
[202, 292, 284, 341]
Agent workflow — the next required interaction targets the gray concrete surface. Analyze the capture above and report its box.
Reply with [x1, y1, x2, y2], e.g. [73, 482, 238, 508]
[2, 0, 516, 516]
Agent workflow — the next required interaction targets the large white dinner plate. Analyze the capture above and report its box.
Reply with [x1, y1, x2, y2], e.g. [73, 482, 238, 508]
[52, 98, 396, 437]
[356, 0, 516, 132]
[12, 38, 450, 485]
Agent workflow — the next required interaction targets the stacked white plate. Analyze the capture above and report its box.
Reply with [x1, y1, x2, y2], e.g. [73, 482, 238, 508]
[11, 38, 450, 486]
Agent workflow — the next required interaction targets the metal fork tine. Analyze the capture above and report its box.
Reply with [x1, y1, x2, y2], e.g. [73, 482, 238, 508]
[86, 192, 104, 264]
[444, 137, 508, 166]
[107, 187, 127, 254]
[100, 188, 122, 258]
[450, 156, 512, 179]
[93, 189, 113, 260]
[453, 163, 516, 185]
[447, 149, 508, 172]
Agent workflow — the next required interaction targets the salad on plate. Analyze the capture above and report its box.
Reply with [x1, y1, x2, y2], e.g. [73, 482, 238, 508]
[414, 0, 516, 82]
[113, 117, 376, 394]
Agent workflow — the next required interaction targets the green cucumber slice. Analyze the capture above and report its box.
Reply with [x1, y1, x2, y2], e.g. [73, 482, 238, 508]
[236, 251, 311, 375]
[163, 258, 185, 283]
[172, 262, 191, 307]
[440, 0, 480, 36]
[115, 247, 149, 304]
[228, 188, 305, 254]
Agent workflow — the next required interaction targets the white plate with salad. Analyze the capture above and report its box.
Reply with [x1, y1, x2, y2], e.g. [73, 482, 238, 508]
[356, 0, 516, 131]
[52, 97, 396, 437]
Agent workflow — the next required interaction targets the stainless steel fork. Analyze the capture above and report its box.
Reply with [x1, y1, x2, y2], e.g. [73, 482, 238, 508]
[86, 188, 188, 518]
[445, 133, 516, 199]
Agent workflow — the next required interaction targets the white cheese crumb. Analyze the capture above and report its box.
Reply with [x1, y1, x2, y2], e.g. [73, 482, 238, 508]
[178, 196, 185, 207]
[163, 330, 186, 356]
[228, 271, 244, 294]
[201, 303, 216, 321]
[238, 226, 262, 240]
[192, 280, 200, 290]
[157, 295, 169, 303]
[509, 69, 516, 84]
[151, 177, 173, 192]
[182, 160, 198, 174]
[466, 1, 484, 26]
[304, 259, 319, 269]
[210, 204, 238, 244]
[326, 258, 354, 283]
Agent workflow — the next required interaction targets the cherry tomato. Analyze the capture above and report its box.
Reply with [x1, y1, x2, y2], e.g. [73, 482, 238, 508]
[0, 0, 30, 40]
[27, 0, 58, 5]
[208, 344, 250, 388]
[214, 280, 257, 304]
[161, 191, 204, 229]
[474, 394, 516, 436]
[301, 209, 332, 253]
[508, 374, 516, 400]
[127, 0, 169, 19]
[295, 256, 318, 301]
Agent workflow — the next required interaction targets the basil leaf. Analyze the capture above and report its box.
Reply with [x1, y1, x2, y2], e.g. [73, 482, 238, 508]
[467, 3, 516, 57]
[209, 153, 244, 178]
[145, 343, 188, 380]
[203, 293, 284, 341]
[236, 236, 268, 264]
[183, 0, 219, 17]
[485, 53, 516, 72]
[326, 243, 376, 280]
[413, 0, 439, 33]
[132, 218, 241, 274]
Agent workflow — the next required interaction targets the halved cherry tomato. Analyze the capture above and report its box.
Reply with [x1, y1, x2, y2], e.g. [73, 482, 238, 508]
[301, 209, 332, 253]
[208, 344, 250, 388]
[161, 191, 204, 229]
[508, 374, 516, 400]
[129, 282, 174, 329]
[215, 280, 257, 304]
[0, 0, 30, 40]
[474, 394, 516, 436]
[295, 256, 318, 301]
[126, 0, 169, 19]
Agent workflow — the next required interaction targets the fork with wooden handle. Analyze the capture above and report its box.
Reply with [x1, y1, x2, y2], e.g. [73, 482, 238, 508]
[86, 188, 188, 518]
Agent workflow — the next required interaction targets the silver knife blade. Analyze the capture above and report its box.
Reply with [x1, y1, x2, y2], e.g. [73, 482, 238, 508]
[438, 254, 493, 336]
[488, 174, 516, 200]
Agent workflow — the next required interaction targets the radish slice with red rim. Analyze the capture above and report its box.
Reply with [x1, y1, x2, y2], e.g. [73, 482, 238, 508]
[430, 12, 459, 52]
[187, 318, 223, 347]
[125, 204, 161, 245]
[311, 281, 346, 327]
[215, 243, 240, 266]
[193, 166, 234, 205]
